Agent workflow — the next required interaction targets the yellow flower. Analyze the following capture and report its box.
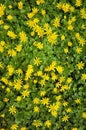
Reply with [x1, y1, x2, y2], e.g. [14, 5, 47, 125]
[32, 120, 41, 127]
[47, 32, 57, 44]
[68, 24, 74, 30]
[15, 44, 22, 52]
[4, 25, 9, 30]
[77, 61, 84, 69]
[45, 120, 51, 128]
[70, 6, 75, 12]
[40, 90, 46, 96]
[62, 3, 70, 13]
[53, 17, 60, 28]
[40, 79, 45, 86]
[56, 66, 64, 74]
[20, 127, 27, 130]
[34, 106, 40, 113]
[19, 31, 27, 43]
[0, 20, 4, 25]
[37, 70, 43, 76]
[7, 15, 13, 20]
[41, 10, 46, 15]
[37, 42, 43, 49]
[42, 73, 49, 81]
[7, 65, 14, 76]
[33, 97, 40, 104]
[14, 79, 22, 90]
[18, 1, 23, 10]
[3, 98, 9, 102]
[61, 35, 65, 40]
[8, 49, 16, 57]
[82, 112, 86, 118]
[8, 5, 12, 9]
[66, 108, 72, 113]
[81, 73, 86, 81]
[32, 7, 39, 14]
[76, 47, 82, 54]
[72, 128, 78, 130]
[11, 124, 18, 130]
[17, 68, 23, 75]
[68, 42, 72, 46]
[21, 90, 30, 98]
[7, 31, 16, 39]
[0, 4, 5, 17]
[75, 0, 82, 7]
[75, 99, 81, 104]
[56, 3, 62, 9]
[34, 57, 42, 66]
[9, 106, 17, 115]
[64, 48, 68, 53]
[41, 97, 50, 105]
[36, 0, 45, 5]
[1, 77, 9, 85]
[62, 115, 69, 122]
[63, 101, 68, 107]
[25, 65, 33, 80]
[16, 96, 22, 102]
[80, 9, 86, 19]
[67, 77, 72, 83]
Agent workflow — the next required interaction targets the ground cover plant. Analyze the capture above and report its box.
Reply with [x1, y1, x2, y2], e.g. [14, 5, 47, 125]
[0, 0, 86, 130]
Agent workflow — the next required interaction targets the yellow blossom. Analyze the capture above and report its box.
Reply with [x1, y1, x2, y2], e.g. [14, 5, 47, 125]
[62, 115, 69, 122]
[77, 61, 84, 69]
[11, 124, 18, 130]
[7, 15, 13, 20]
[34, 106, 40, 113]
[75, 99, 81, 104]
[33, 98, 40, 104]
[81, 73, 86, 81]
[53, 17, 60, 28]
[7, 31, 16, 39]
[56, 66, 64, 74]
[45, 120, 51, 128]
[32, 120, 41, 127]
[34, 57, 42, 66]
[0, 4, 5, 17]
[9, 106, 17, 115]
[75, 0, 82, 7]
[82, 112, 86, 118]
[19, 31, 27, 42]
[48, 32, 57, 44]
[18, 1, 23, 10]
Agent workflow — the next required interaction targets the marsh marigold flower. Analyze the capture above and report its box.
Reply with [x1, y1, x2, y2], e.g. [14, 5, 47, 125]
[18, 1, 23, 9]
[32, 120, 41, 127]
[34, 57, 42, 66]
[7, 31, 16, 39]
[7, 15, 13, 20]
[81, 73, 86, 81]
[62, 115, 69, 122]
[9, 106, 17, 115]
[75, 0, 82, 7]
[20, 127, 27, 130]
[72, 128, 78, 130]
[48, 32, 57, 44]
[53, 17, 60, 28]
[77, 61, 84, 69]
[82, 112, 86, 118]
[25, 65, 33, 80]
[0, 4, 5, 17]
[19, 31, 27, 43]
[11, 124, 18, 130]
[45, 120, 51, 128]
[36, 0, 45, 5]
